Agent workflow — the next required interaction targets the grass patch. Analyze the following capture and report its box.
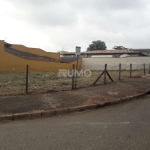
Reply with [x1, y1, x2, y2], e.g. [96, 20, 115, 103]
[0, 70, 148, 95]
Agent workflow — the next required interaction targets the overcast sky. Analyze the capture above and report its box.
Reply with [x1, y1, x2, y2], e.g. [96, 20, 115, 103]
[0, 0, 150, 52]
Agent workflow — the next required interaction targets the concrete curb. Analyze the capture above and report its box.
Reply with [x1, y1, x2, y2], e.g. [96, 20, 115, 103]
[0, 90, 149, 122]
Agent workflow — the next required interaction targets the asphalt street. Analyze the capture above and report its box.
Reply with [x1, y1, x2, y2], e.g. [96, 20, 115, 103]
[0, 96, 150, 150]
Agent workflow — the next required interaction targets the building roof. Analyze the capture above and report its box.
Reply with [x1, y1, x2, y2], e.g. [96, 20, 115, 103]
[61, 50, 139, 55]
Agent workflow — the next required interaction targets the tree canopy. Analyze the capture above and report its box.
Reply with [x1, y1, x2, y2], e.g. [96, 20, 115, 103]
[87, 40, 107, 51]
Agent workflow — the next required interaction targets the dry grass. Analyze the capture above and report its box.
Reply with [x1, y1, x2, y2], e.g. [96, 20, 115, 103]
[0, 70, 148, 95]
[77, 70, 148, 87]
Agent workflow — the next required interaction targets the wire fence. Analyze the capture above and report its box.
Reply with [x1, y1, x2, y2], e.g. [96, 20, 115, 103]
[0, 65, 73, 95]
[76, 63, 150, 87]
[0, 66, 26, 95]
[28, 66, 72, 94]
[0, 63, 149, 95]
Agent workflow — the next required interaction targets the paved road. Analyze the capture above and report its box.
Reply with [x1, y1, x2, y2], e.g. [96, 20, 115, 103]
[0, 96, 150, 150]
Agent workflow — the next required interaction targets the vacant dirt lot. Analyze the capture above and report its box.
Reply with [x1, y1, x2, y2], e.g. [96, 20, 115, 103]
[0, 76, 149, 115]
[0, 70, 148, 95]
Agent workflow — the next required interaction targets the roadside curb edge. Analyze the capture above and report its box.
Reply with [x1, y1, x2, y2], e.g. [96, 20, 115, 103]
[0, 90, 149, 122]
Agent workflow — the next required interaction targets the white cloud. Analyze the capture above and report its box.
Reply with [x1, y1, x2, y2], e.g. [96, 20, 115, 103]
[0, 0, 150, 52]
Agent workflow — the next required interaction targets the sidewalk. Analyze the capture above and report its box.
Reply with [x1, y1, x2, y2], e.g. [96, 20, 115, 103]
[0, 76, 150, 118]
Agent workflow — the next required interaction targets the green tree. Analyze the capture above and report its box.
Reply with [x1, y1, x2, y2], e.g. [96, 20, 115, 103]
[87, 40, 107, 51]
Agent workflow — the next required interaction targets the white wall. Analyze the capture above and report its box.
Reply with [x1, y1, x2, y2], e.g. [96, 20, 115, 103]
[82, 57, 150, 70]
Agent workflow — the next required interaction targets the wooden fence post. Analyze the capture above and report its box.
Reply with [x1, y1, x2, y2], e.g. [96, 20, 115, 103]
[74, 55, 79, 89]
[119, 63, 121, 80]
[26, 65, 28, 94]
[130, 63, 132, 78]
[143, 63, 145, 75]
[104, 64, 107, 84]
[72, 64, 75, 89]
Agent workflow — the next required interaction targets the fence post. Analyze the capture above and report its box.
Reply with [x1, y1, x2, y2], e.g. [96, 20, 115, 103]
[143, 63, 145, 75]
[130, 63, 132, 78]
[149, 63, 150, 74]
[72, 64, 75, 89]
[26, 65, 28, 94]
[119, 63, 121, 80]
[74, 55, 79, 89]
[104, 64, 107, 84]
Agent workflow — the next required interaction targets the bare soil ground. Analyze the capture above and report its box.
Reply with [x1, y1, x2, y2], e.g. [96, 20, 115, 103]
[0, 70, 148, 95]
[0, 76, 149, 115]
